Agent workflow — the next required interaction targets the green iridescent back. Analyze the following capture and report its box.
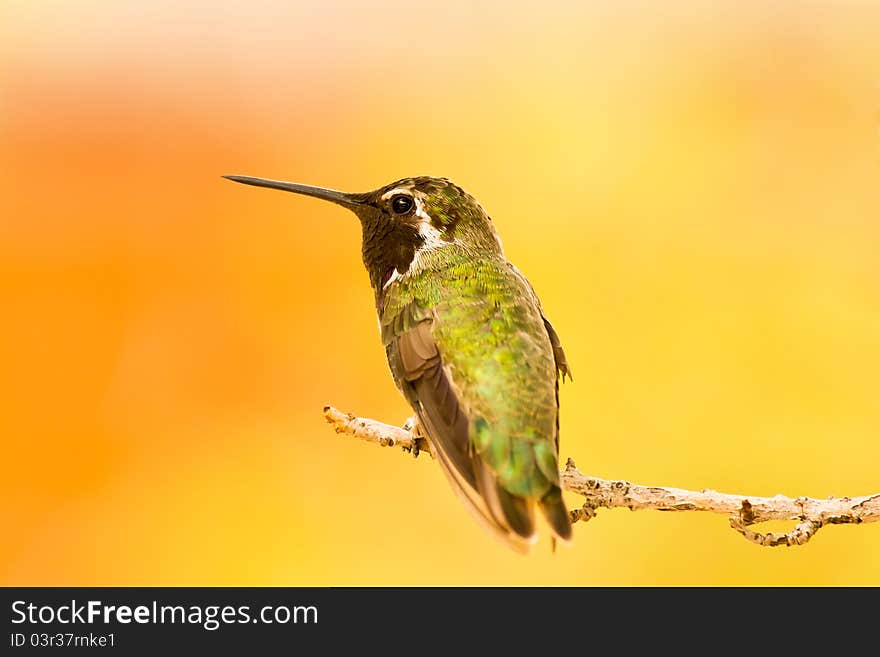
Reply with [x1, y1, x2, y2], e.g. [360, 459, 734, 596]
[381, 245, 561, 500]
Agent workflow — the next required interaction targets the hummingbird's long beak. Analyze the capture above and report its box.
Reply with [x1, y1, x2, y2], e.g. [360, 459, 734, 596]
[223, 175, 362, 209]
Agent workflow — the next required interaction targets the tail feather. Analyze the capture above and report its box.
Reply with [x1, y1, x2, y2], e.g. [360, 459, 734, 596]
[539, 486, 573, 543]
[428, 433, 534, 553]
[473, 454, 537, 547]
[495, 484, 536, 540]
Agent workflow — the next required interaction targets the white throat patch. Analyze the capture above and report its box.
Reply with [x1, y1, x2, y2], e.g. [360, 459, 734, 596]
[406, 196, 448, 278]
[381, 193, 452, 288]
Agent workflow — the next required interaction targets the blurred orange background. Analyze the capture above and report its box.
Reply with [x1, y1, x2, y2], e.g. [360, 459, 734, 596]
[1, 0, 878, 586]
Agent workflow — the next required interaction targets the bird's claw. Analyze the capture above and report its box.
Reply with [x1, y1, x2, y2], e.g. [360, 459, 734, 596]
[402, 416, 418, 457]
[402, 415, 423, 458]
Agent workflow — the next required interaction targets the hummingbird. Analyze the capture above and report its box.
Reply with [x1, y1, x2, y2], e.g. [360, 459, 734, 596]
[224, 174, 573, 552]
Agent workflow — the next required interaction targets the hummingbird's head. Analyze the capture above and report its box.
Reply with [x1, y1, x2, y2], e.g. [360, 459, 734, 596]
[224, 174, 502, 296]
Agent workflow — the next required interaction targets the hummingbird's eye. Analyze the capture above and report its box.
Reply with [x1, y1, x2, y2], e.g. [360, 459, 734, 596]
[390, 194, 414, 215]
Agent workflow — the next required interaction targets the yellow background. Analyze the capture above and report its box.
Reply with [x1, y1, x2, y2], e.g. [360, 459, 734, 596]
[2, 1, 878, 586]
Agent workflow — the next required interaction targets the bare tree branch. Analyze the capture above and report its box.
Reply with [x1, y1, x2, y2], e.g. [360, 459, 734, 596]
[323, 405, 880, 547]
